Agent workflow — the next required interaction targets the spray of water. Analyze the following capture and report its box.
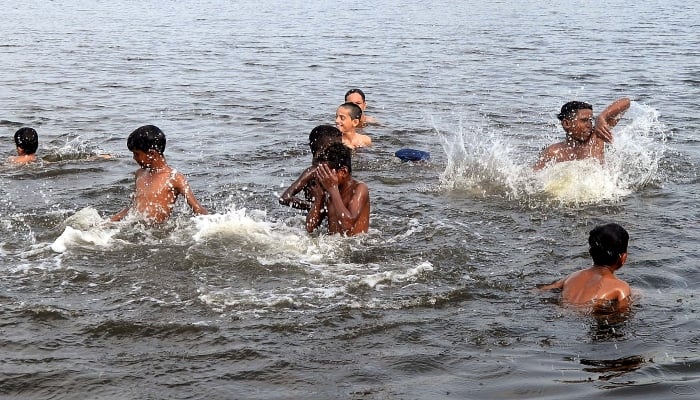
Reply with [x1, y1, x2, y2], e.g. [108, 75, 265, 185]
[435, 102, 666, 205]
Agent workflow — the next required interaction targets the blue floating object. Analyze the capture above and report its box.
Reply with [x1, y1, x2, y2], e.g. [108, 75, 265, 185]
[395, 148, 430, 162]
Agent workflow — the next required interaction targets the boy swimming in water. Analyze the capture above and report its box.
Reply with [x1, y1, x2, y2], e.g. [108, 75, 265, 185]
[336, 102, 371, 149]
[111, 125, 207, 223]
[306, 142, 370, 236]
[345, 88, 378, 126]
[539, 223, 631, 310]
[279, 125, 342, 211]
[534, 97, 630, 171]
[8, 127, 39, 164]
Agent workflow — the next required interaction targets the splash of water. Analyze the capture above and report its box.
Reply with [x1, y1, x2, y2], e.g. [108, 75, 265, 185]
[51, 207, 119, 252]
[42, 135, 111, 162]
[436, 102, 666, 205]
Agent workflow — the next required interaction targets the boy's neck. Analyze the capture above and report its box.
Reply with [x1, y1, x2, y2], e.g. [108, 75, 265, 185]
[343, 129, 357, 139]
[592, 264, 618, 274]
[146, 155, 168, 172]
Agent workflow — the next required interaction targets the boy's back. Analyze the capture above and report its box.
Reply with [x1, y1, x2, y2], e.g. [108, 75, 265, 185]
[559, 266, 630, 305]
[540, 223, 631, 309]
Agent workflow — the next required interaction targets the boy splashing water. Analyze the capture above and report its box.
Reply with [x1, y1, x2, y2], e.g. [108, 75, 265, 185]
[306, 143, 370, 236]
[111, 125, 207, 223]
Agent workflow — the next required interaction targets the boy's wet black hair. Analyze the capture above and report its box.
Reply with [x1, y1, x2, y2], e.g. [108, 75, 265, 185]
[339, 102, 363, 121]
[557, 101, 593, 121]
[309, 125, 342, 155]
[316, 142, 352, 175]
[344, 88, 366, 102]
[127, 125, 166, 154]
[589, 223, 629, 266]
[14, 127, 39, 154]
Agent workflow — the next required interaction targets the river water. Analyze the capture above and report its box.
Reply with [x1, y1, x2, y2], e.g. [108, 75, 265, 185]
[1, 1, 698, 399]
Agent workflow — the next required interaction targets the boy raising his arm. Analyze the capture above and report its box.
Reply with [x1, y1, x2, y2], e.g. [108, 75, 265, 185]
[534, 98, 630, 171]
[111, 125, 207, 223]
[306, 143, 369, 236]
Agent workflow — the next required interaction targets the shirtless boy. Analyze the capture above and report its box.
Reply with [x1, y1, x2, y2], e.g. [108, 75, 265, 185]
[279, 125, 342, 211]
[534, 97, 631, 171]
[336, 102, 371, 149]
[9, 127, 39, 164]
[345, 88, 377, 126]
[306, 143, 370, 236]
[539, 223, 631, 310]
[111, 125, 207, 223]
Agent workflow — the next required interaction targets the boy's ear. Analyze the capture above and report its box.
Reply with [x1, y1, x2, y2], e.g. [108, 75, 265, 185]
[619, 252, 628, 266]
[561, 118, 572, 131]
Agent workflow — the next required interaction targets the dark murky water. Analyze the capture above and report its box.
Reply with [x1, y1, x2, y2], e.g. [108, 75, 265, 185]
[1, 1, 698, 398]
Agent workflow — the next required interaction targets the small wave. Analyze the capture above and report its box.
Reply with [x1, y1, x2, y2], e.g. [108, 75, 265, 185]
[85, 320, 219, 338]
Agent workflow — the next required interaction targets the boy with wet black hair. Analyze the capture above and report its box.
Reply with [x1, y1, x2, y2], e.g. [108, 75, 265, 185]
[279, 125, 342, 210]
[539, 223, 631, 308]
[111, 124, 207, 223]
[335, 102, 371, 149]
[534, 97, 630, 170]
[344, 88, 377, 126]
[9, 127, 39, 164]
[306, 142, 370, 236]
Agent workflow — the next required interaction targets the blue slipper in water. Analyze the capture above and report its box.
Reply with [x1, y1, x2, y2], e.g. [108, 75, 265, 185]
[395, 148, 430, 162]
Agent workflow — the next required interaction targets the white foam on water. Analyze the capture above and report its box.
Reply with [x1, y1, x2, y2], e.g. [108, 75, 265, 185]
[197, 259, 436, 314]
[50, 207, 120, 253]
[436, 102, 666, 205]
[193, 208, 436, 313]
[360, 261, 434, 289]
[192, 205, 342, 264]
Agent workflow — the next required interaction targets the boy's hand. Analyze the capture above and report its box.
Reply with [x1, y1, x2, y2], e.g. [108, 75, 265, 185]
[315, 163, 339, 191]
[593, 115, 614, 143]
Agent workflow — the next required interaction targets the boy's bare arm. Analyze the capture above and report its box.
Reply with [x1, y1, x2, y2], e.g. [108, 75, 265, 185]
[327, 182, 369, 234]
[315, 164, 369, 234]
[537, 279, 564, 291]
[110, 206, 130, 221]
[174, 173, 208, 215]
[279, 166, 316, 210]
[533, 148, 552, 171]
[305, 182, 326, 233]
[594, 97, 631, 143]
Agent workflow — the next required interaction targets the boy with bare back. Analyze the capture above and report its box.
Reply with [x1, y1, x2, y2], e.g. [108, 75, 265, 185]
[539, 223, 631, 310]
[534, 97, 630, 171]
[336, 102, 371, 149]
[306, 142, 369, 236]
[8, 127, 39, 164]
[279, 125, 342, 211]
[111, 125, 207, 223]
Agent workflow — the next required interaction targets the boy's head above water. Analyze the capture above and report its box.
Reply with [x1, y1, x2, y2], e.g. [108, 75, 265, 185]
[309, 125, 342, 158]
[315, 142, 352, 175]
[14, 127, 39, 155]
[557, 101, 593, 122]
[589, 223, 629, 266]
[335, 102, 362, 133]
[127, 125, 166, 155]
[345, 88, 366, 109]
